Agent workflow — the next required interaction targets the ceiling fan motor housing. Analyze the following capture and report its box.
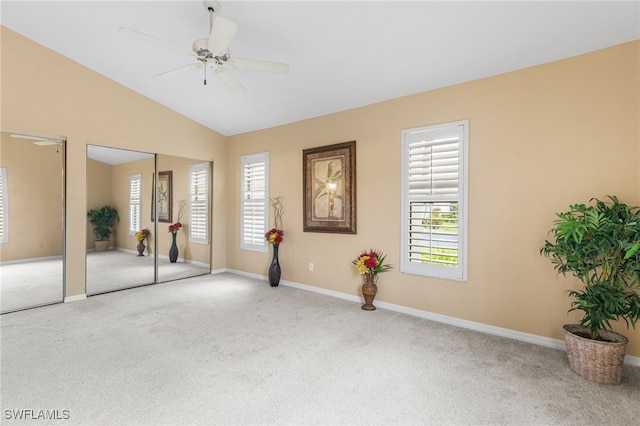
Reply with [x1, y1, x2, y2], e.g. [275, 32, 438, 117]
[192, 38, 212, 57]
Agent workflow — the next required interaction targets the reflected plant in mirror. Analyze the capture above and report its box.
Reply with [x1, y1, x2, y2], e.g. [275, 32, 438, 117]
[87, 205, 119, 251]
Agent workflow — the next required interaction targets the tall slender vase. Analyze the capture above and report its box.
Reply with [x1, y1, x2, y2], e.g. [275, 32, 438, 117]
[361, 273, 378, 311]
[268, 244, 281, 287]
[169, 232, 178, 263]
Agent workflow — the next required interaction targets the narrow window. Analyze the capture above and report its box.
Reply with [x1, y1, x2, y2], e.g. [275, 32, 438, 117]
[129, 174, 142, 235]
[241, 153, 269, 252]
[0, 168, 8, 244]
[189, 162, 209, 244]
[401, 121, 468, 281]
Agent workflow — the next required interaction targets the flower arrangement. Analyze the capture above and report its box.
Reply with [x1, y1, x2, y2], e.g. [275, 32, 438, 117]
[168, 222, 182, 233]
[265, 228, 284, 245]
[271, 196, 284, 230]
[135, 228, 150, 242]
[353, 249, 392, 275]
[265, 196, 285, 246]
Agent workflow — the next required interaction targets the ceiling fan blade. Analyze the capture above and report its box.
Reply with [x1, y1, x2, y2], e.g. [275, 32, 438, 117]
[228, 58, 289, 74]
[154, 63, 203, 79]
[208, 16, 238, 55]
[214, 67, 247, 95]
[120, 27, 196, 57]
[10, 134, 62, 146]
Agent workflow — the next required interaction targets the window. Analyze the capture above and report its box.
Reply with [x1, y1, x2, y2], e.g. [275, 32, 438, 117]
[0, 168, 7, 244]
[400, 120, 468, 281]
[129, 174, 142, 235]
[241, 153, 269, 252]
[189, 162, 209, 244]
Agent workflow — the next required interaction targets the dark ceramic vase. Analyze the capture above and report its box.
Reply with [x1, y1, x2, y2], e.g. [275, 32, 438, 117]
[268, 244, 281, 287]
[169, 232, 178, 263]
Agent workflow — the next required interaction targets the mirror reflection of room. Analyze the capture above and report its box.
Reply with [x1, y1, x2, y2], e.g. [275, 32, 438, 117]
[156, 154, 211, 284]
[86, 145, 155, 294]
[85, 147, 211, 295]
[0, 131, 65, 313]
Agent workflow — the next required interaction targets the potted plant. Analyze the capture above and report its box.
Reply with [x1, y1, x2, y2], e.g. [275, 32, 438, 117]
[540, 195, 640, 384]
[87, 205, 119, 252]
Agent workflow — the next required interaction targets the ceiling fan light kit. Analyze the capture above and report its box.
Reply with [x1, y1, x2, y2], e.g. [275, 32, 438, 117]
[120, 0, 288, 94]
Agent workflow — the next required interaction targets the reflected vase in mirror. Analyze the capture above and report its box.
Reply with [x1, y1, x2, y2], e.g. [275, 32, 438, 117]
[137, 242, 145, 256]
[169, 233, 178, 263]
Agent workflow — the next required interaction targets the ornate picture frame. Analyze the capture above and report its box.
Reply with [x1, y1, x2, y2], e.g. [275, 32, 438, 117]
[303, 141, 356, 234]
[152, 171, 172, 223]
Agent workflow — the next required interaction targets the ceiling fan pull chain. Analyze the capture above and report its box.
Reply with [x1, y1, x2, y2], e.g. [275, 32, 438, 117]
[204, 63, 207, 85]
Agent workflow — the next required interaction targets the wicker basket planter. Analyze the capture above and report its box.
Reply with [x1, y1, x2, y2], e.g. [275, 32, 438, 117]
[563, 324, 628, 385]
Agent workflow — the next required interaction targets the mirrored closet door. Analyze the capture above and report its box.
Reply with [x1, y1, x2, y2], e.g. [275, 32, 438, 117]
[0, 131, 65, 313]
[85, 148, 211, 295]
[156, 154, 211, 283]
[86, 145, 155, 295]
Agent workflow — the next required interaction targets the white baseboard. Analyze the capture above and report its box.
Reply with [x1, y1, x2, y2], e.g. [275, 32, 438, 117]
[64, 294, 86, 303]
[116, 248, 209, 267]
[225, 270, 640, 368]
[0, 255, 63, 266]
[116, 248, 140, 256]
[226, 269, 265, 281]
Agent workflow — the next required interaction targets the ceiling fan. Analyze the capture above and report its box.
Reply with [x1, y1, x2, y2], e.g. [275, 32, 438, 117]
[119, 0, 289, 94]
[10, 134, 63, 146]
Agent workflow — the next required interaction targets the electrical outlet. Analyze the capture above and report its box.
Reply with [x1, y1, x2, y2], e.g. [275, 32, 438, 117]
[309, 262, 314, 271]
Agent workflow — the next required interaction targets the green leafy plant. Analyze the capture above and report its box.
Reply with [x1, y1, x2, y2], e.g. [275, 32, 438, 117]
[87, 205, 119, 241]
[540, 196, 640, 340]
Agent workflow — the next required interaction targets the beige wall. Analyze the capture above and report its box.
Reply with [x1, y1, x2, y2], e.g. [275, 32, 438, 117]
[0, 133, 64, 261]
[227, 41, 640, 356]
[2, 24, 639, 357]
[1, 27, 227, 297]
[110, 156, 154, 252]
[86, 158, 114, 248]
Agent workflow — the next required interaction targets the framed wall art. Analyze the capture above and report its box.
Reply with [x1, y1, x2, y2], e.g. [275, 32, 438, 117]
[152, 171, 172, 223]
[303, 141, 356, 234]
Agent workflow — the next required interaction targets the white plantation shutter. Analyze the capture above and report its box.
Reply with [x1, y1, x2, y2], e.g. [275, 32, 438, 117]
[408, 136, 460, 199]
[129, 174, 141, 235]
[241, 153, 268, 252]
[0, 168, 8, 243]
[401, 121, 468, 281]
[189, 162, 209, 244]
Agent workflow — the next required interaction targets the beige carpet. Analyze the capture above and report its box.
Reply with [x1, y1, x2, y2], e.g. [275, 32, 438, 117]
[86, 250, 211, 294]
[1, 273, 639, 425]
[0, 257, 63, 313]
[0, 250, 210, 313]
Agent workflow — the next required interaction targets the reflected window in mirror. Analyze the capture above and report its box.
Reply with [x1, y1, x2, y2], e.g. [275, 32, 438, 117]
[189, 162, 209, 244]
[129, 174, 142, 235]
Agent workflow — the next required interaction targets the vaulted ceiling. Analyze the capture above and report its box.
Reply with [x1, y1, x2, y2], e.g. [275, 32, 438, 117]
[2, 1, 639, 136]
